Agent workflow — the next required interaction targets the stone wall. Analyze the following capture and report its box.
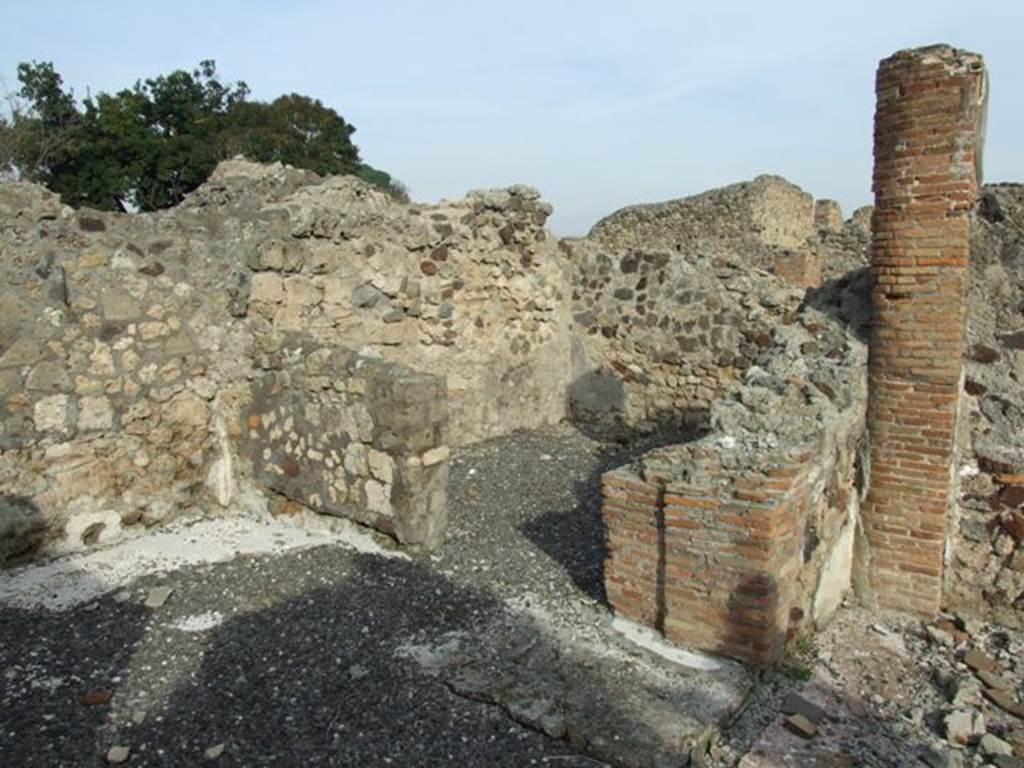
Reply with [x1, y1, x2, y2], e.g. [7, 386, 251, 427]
[947, 184, 1024, 628]
[861, 45, 986, 617]
[240, 337, 449, 550]
[0, 160, 572, 560]
[587, 175, 814, 259]
[237, 170, 573, 445]
[566, 177, 838, 434]
[566, 238, 811, 431]
[0, 181, 258, 562]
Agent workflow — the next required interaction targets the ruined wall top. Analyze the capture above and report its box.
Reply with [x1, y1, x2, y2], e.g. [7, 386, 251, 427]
[586, 174, 814, 256]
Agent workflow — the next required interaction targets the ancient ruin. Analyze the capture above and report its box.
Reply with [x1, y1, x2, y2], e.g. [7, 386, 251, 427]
[2, 44, 1023, 767]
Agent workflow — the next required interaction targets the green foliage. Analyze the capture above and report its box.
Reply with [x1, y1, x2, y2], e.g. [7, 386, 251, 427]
[2, 60, 408, 210]
[356, 163, 410, 202]
[775, 632, 815, 682]
[776, 659, 813, 682]
[222, 95, 360, 178]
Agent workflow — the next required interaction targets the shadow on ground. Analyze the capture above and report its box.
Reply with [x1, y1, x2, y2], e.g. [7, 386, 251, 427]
[98, 553, 732, 767]
[520, 415, 706, 606]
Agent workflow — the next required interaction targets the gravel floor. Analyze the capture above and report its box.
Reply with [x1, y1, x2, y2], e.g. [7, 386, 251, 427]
[1, 423, 720, 768]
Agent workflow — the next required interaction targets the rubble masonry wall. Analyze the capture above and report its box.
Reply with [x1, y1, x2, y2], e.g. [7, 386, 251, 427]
[1, 162, 572, 558]
[240, 337, 449, 550]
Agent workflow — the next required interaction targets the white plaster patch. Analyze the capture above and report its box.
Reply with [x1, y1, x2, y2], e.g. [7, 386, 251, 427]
[812, 511, 856, 627]
[394, 632, 469, 675]
[205, 416, 235, 507]
[611, 616, 724, 672]
[0, 514, 403, 612]
[170, 611, 225, 633]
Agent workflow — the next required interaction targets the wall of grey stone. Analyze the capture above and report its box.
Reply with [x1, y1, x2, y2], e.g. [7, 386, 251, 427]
[565, 176, 852, 434]
[241, 336, 449, 550]
[948, 184, 1024, 628]
[566, 238, 810, 431]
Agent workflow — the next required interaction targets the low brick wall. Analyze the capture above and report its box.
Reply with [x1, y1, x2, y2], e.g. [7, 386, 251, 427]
[603, 450, 814, 664]
[240, 337, 450, 550]
[601, 370, 869, 668]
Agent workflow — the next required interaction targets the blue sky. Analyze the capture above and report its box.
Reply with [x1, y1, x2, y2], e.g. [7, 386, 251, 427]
[2, 1, 1022, 234]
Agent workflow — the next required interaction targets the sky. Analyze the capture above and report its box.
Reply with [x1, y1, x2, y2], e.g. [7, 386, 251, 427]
[2, 1, 1022, 235]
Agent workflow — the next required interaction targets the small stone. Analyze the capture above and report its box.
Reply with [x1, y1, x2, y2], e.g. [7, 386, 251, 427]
[204, 743, 225, 760]
[981, 734, 1014, 757]
[422, 446, 450, 467]
[934, 618, 958, 635]
[964, 648, 999, 673]
[904, 707, 925, 726]
[970, 343, 1001, 363]
[540, 712, 567, 740]
[978, 669, 1014, 691]
[131, 709, 147, 725]
[843, 693, 870, 719]
[106, 745, 130, 764]
[921, 746, 965, 768]
[144, 586, 173, 609]
[944, 709, 985, 745]
[984, 688, 1024, 718]
[992, 756, 1024, 768]
[352, 284, 382, 308]
[928, 625, 955, 647]
[781, 692, 827, 724]
[83, 688, 113, 705]
[956, 615, 985, 636]
[783, 713, 818, 739]
[348, 664, 369, 681]
[869, 623, 891, 636]
[1005, 727, 1024, 751]
[950, 675, 983, 707]
[113, 590, 132, 603]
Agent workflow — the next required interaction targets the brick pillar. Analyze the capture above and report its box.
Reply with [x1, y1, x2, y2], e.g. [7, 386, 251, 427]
[814, 199, 844, 233]
[862, 46, 986, 615]
[772, 250, 821, 289]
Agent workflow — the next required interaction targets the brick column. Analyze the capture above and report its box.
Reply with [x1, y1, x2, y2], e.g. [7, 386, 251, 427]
[773, 250, 821, 289]
[862, 46, 986, 615]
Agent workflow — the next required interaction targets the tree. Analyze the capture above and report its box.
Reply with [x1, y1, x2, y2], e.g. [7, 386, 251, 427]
[221, 94, 361, 177]
[1, 60, 408, 210]
[356, 163, 410, 203]
[2, 63, 79, 184]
